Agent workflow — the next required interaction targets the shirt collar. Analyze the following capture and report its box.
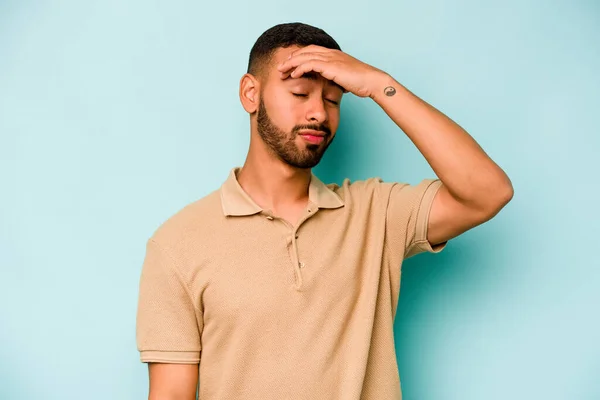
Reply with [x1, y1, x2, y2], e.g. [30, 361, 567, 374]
[220, 167, 345, 216]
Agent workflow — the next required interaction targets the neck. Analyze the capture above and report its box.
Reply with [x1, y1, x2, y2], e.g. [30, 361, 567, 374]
[236, 151, 312, 213]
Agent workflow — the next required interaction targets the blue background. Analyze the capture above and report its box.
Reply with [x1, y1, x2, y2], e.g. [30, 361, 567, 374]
[1, 0, 599, 399]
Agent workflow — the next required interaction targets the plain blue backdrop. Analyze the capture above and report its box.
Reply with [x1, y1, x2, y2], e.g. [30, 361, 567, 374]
[1, 0, 599, 399]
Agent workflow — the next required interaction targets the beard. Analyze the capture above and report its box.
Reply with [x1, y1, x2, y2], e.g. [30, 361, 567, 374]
[256, 97, 334, 169]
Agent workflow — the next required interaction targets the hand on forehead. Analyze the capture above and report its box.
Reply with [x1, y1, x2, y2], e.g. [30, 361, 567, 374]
[273, 46, 347, 93]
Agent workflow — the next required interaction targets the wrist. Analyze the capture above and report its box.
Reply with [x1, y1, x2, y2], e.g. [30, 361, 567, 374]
[369, 72, 399, 102]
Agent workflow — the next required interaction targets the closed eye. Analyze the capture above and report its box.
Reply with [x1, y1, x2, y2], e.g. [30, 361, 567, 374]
[293, 93, 339, 106]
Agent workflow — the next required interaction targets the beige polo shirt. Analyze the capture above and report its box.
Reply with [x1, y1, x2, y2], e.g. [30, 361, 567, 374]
[136, 166, 447, 399]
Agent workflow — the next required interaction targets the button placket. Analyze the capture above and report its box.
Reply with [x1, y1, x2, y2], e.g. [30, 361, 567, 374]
[289, 234, 302, 289]
[262, 211, 302, 288]
[288, 205, 319, 290]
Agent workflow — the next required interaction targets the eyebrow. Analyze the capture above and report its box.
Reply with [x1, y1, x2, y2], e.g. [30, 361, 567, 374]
[285, 71, 345, 93]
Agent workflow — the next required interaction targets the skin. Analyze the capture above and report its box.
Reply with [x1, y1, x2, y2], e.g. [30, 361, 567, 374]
[147, 363, 198, 400]
[254, 72, 339, 170]
[147, 43, 514, 399]
[236, 45, 347, 226]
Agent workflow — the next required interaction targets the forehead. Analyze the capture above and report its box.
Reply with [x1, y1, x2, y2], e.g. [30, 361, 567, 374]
[271, 45, 302, 63]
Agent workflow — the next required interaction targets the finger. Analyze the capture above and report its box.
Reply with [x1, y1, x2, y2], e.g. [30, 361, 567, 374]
[289, 45, 330, 58]
[288, 60, 326, 79]
[279, 69, 293, 80]
[277, 53, 325, 72]
[278, 53, 327, 73]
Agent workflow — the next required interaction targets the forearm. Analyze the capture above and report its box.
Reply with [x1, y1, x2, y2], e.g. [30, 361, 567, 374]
[370, 73, 513, 209]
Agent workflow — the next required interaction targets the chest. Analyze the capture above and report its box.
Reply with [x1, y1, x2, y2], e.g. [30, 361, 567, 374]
[200, 208, 387, 331]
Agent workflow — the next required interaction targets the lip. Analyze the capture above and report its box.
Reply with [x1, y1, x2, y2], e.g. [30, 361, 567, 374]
[298, 129, 327, 137]
[299, 130, 326, 144]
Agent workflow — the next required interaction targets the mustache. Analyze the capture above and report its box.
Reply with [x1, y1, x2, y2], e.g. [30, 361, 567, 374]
[292, 124, 331, 136]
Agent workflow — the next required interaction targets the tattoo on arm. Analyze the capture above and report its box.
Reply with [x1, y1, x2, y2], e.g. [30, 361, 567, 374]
[384, 86, 396, 96]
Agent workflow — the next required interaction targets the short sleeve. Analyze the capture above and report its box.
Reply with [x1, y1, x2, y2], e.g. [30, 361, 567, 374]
[136, 239, 203, 364]
[384, 178, 447, 263]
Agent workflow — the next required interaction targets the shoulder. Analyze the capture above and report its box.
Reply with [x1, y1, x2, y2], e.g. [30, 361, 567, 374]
[330, 176, 396, 205]
[329, 175, 441, 210]
[149, 188, 223, 258]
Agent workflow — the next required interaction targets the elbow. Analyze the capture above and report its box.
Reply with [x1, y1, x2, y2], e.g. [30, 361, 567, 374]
[498, 177, 515, 206]
[482, 181, 514, 218]
[496, 178, 514, 205]
[489, 169, 514, 206]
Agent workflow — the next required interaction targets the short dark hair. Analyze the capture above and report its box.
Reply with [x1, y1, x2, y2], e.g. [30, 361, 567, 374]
[247, 22, 341, 78]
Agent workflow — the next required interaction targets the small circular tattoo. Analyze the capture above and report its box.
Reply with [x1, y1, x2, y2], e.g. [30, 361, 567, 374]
[384, 86, 396, 96]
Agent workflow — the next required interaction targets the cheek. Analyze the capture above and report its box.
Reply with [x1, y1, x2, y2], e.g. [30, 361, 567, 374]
[267, 95, 302, 130]
[328, 108, 341, 129]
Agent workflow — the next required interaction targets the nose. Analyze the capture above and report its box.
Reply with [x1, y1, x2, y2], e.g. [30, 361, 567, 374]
[305, 97, 328, 124]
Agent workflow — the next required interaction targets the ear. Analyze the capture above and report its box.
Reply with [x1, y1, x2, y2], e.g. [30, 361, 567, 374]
[239, 73, 260, 114]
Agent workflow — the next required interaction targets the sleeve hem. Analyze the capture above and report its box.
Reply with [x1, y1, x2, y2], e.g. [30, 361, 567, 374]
[415, 179, 447, 253]
[140, 350, 200, 364]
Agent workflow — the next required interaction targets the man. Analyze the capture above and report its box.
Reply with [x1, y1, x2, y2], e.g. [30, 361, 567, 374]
[136, 22, 513, 400]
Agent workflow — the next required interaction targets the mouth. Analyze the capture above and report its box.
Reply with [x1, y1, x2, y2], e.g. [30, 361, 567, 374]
[298, 129, 327, 137]
[298, 130, 327, 144]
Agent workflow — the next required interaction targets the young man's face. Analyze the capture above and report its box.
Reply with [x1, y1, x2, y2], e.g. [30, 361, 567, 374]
[256, 45, 344, 169]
